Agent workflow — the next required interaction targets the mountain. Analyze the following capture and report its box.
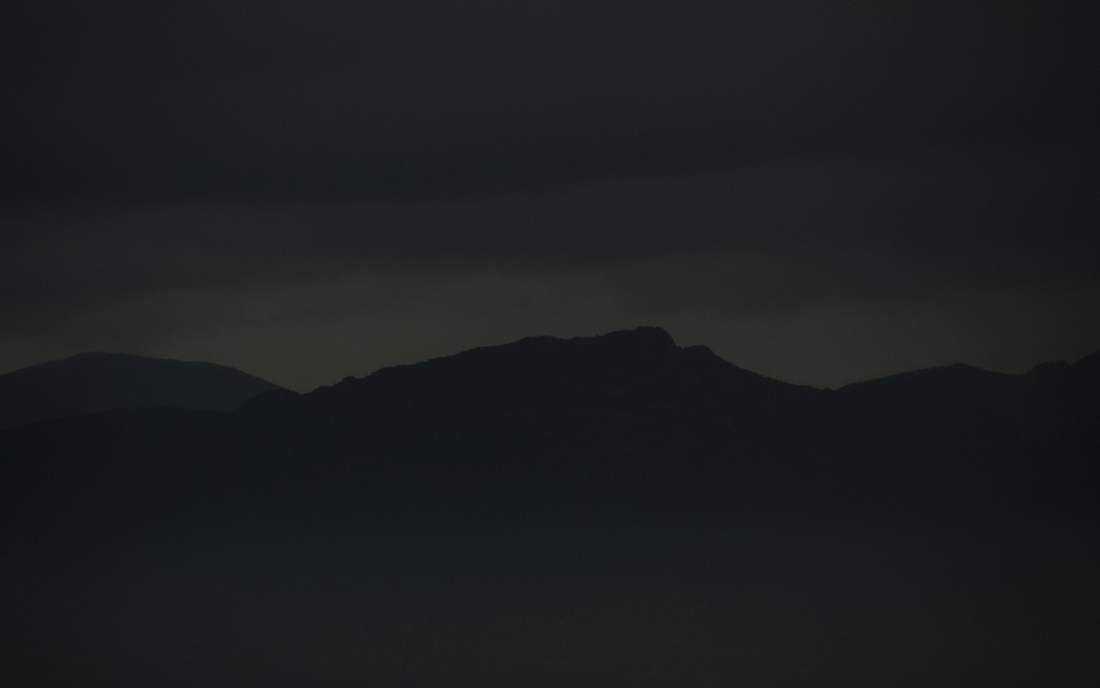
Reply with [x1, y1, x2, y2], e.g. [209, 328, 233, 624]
[0, 352, 281, 431]
[2, 328, 1098, 544]
[3, 328, 1099, 687]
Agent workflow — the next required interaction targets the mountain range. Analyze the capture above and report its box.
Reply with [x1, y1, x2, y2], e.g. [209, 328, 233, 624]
[3, 328, 1099, 687]
[3, 327, 1097, 546]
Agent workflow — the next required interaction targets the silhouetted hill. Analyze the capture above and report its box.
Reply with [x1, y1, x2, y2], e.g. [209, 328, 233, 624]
[0, 352, 281, 431]
[2, 329, 1098, 546]
[818, 359, 1100, 518]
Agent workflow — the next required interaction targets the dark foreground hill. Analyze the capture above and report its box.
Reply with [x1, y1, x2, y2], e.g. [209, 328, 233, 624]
[0, 352, 281, 431]
[2, 327, 1097, 544]
[2, 328, 1099, 688]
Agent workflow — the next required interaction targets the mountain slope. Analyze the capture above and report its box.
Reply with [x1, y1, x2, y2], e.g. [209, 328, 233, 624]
[0, 352, 281, 431]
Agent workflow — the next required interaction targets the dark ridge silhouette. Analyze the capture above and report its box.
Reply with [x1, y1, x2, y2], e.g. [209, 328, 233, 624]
[1, 328, 1098, 546]
[0, 352, 281, 431]
[3, 329, 1099, 687]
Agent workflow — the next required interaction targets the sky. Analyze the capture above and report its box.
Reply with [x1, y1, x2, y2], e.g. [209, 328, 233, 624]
[2, 0, 1098, 391]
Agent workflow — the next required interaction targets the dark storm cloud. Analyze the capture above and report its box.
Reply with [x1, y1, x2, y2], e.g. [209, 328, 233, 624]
[2, 0, 1097, 204]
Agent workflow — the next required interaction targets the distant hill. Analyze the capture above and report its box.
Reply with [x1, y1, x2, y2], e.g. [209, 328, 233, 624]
[2, 328, 1098, 543]
[0, 352, 281, 431]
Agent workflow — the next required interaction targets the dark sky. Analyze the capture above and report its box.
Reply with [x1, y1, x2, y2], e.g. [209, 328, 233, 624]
[2, 0, 1098, 390]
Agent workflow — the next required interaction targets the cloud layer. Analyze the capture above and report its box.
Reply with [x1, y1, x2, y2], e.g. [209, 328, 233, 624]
[4, 1, 1096, 203]
[2, 1, 1097, 386]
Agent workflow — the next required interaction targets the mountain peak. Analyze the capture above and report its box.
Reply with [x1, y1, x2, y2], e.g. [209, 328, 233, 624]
[509, 326, 677, 353]
[595, 326, 677, 348]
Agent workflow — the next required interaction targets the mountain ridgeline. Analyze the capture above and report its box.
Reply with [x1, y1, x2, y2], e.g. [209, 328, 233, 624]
[0, 352, 281, 431]
[2, 328, 1098, 544]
